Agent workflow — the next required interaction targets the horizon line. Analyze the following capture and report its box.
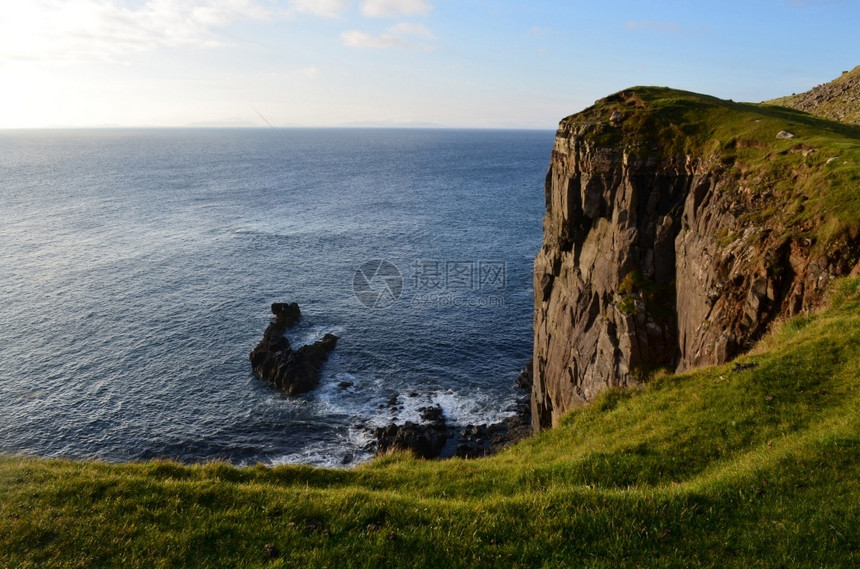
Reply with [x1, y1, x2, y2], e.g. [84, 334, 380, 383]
[0, 124, 559, 132]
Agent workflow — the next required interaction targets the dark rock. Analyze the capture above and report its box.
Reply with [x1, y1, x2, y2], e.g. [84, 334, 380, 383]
[370, 383, 532, 460]
[264, 544, 279, 559]
[386, 393, 400, 407]
[373, 420, 448, 459]
[732, 362, 758, 373]
[338, 380, 354, 390]
[515, 358, 534, 390]
[418, 405, 445, 426]
[249, 303, 338, 395]
[271, 302, 301, 327]
[455, 444, 483, 459]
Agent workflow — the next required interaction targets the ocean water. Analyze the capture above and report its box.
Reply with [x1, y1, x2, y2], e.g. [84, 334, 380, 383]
[0, 128, 551, 467]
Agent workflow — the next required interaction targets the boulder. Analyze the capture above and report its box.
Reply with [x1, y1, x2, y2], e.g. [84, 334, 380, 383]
[373, 420, 448, 459]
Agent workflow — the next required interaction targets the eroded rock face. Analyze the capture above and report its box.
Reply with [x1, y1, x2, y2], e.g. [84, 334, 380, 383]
[532, 99, 858, 431]
[249, 302, 338, 395]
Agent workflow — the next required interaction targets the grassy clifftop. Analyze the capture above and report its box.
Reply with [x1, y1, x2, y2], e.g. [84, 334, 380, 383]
[3, 278, 859, 567]
[562, 86, 860, 249]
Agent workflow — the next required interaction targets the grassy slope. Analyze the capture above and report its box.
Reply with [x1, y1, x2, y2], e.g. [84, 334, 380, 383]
[2, 278, 859, 568]
[768, 66, 860, 126]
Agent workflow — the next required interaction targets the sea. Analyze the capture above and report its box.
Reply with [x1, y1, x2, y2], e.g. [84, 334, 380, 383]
[0, 128, 552, 467]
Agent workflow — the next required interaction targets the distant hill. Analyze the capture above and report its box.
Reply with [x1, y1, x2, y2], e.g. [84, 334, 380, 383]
[768, 65, 860, 125]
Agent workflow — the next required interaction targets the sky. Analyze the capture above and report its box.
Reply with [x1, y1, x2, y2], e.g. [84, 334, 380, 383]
[0, 0, 858, 129]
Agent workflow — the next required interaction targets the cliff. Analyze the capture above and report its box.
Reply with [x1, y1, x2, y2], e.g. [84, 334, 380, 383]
[533, 87, 860, 430]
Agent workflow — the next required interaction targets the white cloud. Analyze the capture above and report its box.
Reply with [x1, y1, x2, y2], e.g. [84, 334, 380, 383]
[360, 0, 433, 18]
[0, 0, 274, 63]
[340, 30, 404, 48]
[288, 0, 349, 18]
[341, 21, 436, 49]
[388, 22, 435, 39]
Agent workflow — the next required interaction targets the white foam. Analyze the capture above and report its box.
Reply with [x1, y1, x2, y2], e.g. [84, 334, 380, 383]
[318, 375, 515, 429]
[387, 388, 515, 427]
[284, 371, 520, 466]
[268, 427, 375, 468]
[290, 324, 346, 348]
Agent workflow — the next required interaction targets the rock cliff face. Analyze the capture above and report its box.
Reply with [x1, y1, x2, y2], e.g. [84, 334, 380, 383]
[532, 88, 860, 430]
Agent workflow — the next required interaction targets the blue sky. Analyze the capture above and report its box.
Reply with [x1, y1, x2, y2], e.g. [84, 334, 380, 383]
[1, 0, 857, 128]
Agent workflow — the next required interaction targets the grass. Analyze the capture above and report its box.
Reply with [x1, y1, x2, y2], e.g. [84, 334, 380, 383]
[2, 279, 859, 567]
[561, 87, 860, 249]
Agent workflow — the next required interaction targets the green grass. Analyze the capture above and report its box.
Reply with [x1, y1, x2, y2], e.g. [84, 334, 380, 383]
[2, 280, 859, 567]
[563, 87, 860, 249]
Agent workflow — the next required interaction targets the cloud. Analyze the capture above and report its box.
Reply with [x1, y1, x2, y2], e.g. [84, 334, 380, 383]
[0, 0, 277, 63]
[340, 30, 404, 48]
[340, 21, 435, 49]
[388, 22, 435, 39]
[288, 0, 350, 18]
[360, 0, 433, 18]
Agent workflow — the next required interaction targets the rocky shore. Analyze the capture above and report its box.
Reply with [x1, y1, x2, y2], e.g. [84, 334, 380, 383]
[369, 360, 533, 460]
[250, 304, 531, 460]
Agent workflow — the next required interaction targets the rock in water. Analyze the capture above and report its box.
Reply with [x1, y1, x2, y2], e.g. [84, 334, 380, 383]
[271, 302, 301, 327]
[249, 303, 338, 395]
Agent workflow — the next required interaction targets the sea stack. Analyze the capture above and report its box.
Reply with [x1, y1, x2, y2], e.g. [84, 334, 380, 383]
[250, 302, 338, 395]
